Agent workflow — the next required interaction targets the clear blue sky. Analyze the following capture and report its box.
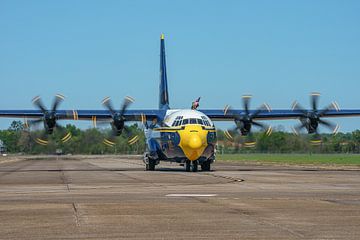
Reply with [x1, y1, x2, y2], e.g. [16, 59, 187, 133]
[0, 0, 360, 132]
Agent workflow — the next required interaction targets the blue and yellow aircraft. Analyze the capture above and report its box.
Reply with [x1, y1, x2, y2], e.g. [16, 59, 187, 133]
[1, 34, 360, 172]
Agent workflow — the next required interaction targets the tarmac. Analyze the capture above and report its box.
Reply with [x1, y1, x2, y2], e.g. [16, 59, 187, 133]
[0, 155, 359, 239]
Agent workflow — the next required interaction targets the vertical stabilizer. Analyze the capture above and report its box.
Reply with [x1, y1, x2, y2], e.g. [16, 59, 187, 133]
[159, 33, 170, 110]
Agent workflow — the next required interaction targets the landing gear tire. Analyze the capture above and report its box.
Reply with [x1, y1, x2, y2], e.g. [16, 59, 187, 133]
[185, 160, 191, 172]
[192, 160, 198, 172]
[201, 161, 211, 171]
[146, 159, 156, 171]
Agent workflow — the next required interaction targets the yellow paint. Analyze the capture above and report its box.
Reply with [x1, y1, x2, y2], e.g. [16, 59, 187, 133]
[161, 33, 165, 39]
[103, 138, 115, 147]
[244, 141, 256, 148]
[141, 113, 147, 124]
[128, 135, 139, 145]
[266, 126, 273, 136]
[92, 116, 97, 128]
[224, 130, 233, 141]
[61, 132, 72, 143]
[177, 124, 209, 161]
[310, 139, 322, 145]
[35, 138, 48, 146]
[72, 110, 78, 120]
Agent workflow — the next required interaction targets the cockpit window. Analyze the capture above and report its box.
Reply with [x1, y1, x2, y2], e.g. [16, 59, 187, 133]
[201, 116, 212, 126]
[190, 118, 197, 124]
[178, 118, 211, 126]
[172, 116, 184, 126]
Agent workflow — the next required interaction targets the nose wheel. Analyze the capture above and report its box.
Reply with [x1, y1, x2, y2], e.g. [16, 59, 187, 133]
[185, 160, 198, 172]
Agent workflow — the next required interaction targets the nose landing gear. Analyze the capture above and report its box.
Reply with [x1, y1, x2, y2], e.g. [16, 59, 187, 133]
[185, 160, 198, 172]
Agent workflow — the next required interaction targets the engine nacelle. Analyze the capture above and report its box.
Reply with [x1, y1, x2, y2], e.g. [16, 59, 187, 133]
[235, 119, 252, 136]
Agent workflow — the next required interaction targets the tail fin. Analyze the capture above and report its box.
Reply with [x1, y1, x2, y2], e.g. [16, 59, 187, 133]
[159, 33, 170, 110]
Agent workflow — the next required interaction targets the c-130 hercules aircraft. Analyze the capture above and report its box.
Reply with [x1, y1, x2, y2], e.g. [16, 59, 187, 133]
[1, 34, 360, 172]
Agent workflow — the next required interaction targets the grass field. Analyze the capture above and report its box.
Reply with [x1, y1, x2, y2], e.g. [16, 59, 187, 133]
[216, 154, 360, 165]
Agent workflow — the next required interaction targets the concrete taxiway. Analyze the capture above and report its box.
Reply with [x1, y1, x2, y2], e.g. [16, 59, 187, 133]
[0, 155, 359, 239]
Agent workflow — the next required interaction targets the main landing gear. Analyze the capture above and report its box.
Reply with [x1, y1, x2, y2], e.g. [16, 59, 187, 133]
[201, 161, 211, 171]
[144, 152, 157, 171]
[146, 159, 156, 171]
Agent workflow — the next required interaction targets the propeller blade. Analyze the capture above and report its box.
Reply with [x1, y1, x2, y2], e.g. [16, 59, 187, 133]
[319, 102, 340, 116]
[223, 104, 231, 116]
[292, 121, 308, 135]
[95, 120, 111, 128]
[55, 123, 64, 130]
[128, 135, 140, 145]
[252, 103, 271, 117]
[123, 126, 139, 145]
[51, 94, 65, 112]
[242, 95, 252, 115]
[102, 97, 116, 115]
[224, 129, 234, 141]
[61, 131, 72, 143]
[319, 119, 339, 134]
[310, 133, 322, 145]
[120, 96, 135, 116]
[243, 133, 256, 148]
[24, 119, 43, 129]
[251, 121, 267, 131]
[34, 131, 49, 146]
[103, 137, 116, 147]
[291, 101, 307, 115]
[310, 92, 320, 111]
[32, 96, 47, 113]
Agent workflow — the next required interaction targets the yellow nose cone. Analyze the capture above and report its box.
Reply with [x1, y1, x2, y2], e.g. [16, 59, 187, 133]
[178, 125, 208, 161]
[188, 134, 202, 149]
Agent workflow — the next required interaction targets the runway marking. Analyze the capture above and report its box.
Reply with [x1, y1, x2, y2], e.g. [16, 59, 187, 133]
[166, 194, 217, 197]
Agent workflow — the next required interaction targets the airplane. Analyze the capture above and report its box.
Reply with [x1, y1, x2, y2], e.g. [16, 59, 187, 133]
[1, 33, 360, 172]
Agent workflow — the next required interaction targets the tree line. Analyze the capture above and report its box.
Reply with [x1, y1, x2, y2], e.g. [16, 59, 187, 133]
[1, 120, 360, 154]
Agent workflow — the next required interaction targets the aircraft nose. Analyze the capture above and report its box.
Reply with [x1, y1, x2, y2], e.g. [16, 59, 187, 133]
[178, 125, 208, 161]
[188, 134, 202, 149]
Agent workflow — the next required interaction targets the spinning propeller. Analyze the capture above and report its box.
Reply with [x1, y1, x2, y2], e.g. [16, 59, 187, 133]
[223, 95, 272, 148]
[24, 94, 72, 145]
[97, 96, 140, 147]
[291, 92, 340, 144]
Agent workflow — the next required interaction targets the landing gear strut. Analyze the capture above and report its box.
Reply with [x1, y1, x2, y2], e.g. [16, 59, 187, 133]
[185, 160, 198, 172]
[185, 160, 191, 172]
[201, 161, 211, 171]
[144, 152, 156, 171]
[146, 159, 156, 171]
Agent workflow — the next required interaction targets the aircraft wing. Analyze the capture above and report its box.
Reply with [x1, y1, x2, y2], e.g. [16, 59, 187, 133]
[0, 110, 164, 122]
[201, 109, 360, 121]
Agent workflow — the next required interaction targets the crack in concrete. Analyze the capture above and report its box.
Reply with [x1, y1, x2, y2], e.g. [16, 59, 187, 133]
[72, 202, 80, 227]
